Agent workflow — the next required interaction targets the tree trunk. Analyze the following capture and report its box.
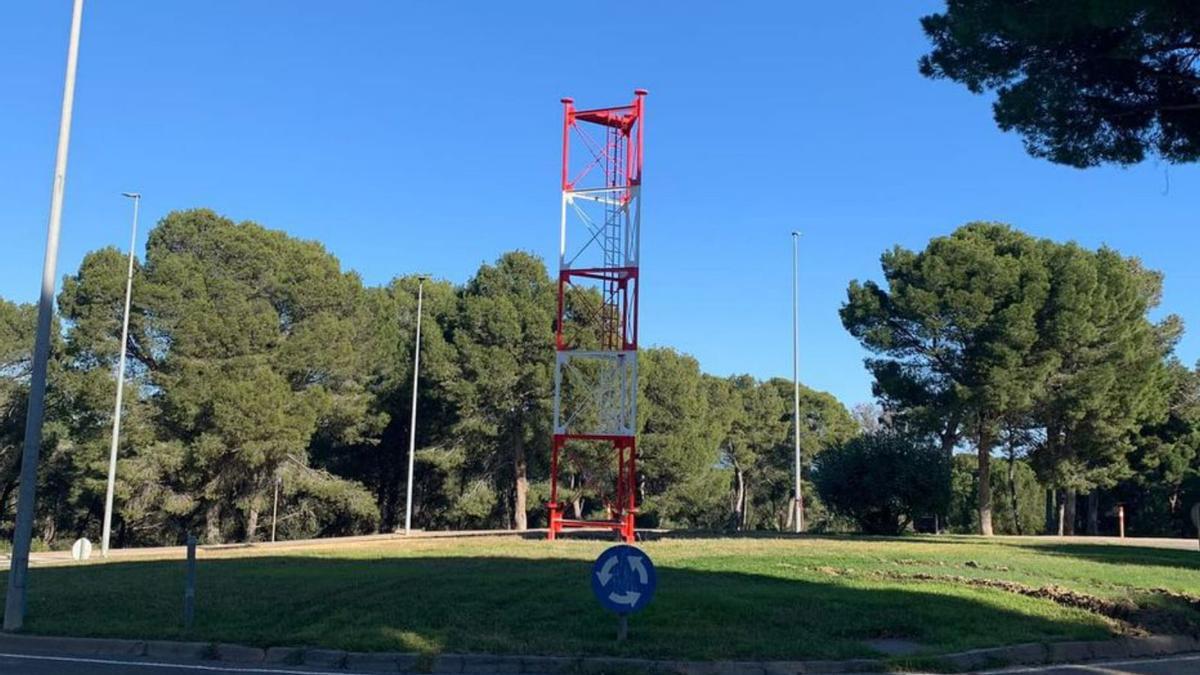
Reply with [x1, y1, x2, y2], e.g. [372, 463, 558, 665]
[1045, 489, 1057, 535]
[936, 415, 960, 536]
[1086, 491, 1099, 536]
[1063, 489, 1077, 536]
[512, 427, 528, 531]
[0, 480, 15, 525]
[568, 472, 583, 519]
[1057, 498, 1065, 536]
[383, 468, 396, 533]
[939, 432, 957, 457]
[939, 413, 961, 458]
[732, 461, 746, 531]
[246, 503, 260, 543]
[205, 501, 222, 543]
[41, 518, 56, 547]
[977, 431, 994, 536]
[376, 437, 398, 532]
[1007, 452, 1022, 535]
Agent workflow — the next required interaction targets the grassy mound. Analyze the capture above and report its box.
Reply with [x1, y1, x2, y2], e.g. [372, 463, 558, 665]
[3, 535, 1197, 661]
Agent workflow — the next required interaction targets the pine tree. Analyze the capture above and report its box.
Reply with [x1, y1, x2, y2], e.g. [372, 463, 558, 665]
[842, 223, 1052, 535]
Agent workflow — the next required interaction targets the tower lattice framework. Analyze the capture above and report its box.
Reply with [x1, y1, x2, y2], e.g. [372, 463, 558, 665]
[548, 90, 645, 542]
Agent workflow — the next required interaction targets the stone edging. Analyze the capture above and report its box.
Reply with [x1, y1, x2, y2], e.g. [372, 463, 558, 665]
[0, 633, 1197, 673]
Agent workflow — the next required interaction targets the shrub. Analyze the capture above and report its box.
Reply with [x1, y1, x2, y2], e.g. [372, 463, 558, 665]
[813, 431, 950, 535]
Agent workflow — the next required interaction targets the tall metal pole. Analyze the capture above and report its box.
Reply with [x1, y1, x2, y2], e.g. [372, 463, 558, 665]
[792, 231, 803, 534]
[101, 192, 140, 557]
[4, 0, 86, 632]
[403, 277, 426, 535]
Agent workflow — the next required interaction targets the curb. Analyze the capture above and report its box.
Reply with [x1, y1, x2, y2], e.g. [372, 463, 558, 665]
[0, 632, 1197, 673]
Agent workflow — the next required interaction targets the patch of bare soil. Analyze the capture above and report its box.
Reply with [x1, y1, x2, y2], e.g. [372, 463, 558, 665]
[809, 564, 1200, 635]
[868, 570, 1200, 637]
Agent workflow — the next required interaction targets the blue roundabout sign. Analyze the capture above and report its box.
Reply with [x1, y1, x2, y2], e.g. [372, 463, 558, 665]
[591, 544, 657, 615]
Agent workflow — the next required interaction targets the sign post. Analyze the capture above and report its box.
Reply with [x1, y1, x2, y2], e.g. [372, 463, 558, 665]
[591, 545, 656, 642]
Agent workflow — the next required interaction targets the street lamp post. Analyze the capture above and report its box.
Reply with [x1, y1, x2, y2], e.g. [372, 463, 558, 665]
[5, 0, 86, 632]
[791, 231, 803, 534]
[404, 277, 427, 535]
[101, 192, 140, 557]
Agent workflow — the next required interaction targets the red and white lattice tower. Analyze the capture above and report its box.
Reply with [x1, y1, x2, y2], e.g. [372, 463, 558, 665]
[548, 90, 646, 543]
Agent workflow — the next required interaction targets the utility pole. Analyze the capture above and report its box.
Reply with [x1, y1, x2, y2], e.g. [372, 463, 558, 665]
[404, 277, 426, 535]
[791, 231, 803, 534]
[5, 0, 86, 632]
[101, 192, 140, 557]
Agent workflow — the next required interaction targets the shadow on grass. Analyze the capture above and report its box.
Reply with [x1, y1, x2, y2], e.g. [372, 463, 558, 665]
[1007, 542, 1200, 574]
[0, 554, 1117, 662]
[641, 530, 1200, 570]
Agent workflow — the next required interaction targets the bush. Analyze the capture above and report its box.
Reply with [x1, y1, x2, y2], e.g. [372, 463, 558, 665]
[813, 431, 950, 535]
[277, 465, 379, 539]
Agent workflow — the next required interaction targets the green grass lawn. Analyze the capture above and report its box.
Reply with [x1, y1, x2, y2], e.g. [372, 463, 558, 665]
[2, 534, 1198, 661]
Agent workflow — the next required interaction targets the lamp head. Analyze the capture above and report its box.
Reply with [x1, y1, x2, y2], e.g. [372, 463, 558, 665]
[121, 192, 140, 199]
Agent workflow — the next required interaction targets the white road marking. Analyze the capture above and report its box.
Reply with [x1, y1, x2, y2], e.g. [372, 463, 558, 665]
[0, 652, 353, 674]
[979, 654, 1200, 673]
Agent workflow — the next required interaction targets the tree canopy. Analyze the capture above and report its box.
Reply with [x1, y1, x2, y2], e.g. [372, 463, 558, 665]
[3, 209, 1195, 544]
[0, 208, 856, 546]
[843, 222, 1183, 536]
[841, 223, 1052, 535]
[920, 1, 1200, 167]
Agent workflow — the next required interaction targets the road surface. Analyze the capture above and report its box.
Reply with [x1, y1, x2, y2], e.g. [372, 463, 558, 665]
[982, 654, 1200, 674]
[0, 650, 374, 674]
[2, 650, 1200, 674]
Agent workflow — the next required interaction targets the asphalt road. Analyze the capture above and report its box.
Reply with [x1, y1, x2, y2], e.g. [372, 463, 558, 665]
[0, 651, 364, 675]
[2, 651, 1200, 675]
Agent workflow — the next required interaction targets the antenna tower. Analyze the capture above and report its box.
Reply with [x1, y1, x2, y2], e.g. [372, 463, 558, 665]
[549, 90, 646, 542]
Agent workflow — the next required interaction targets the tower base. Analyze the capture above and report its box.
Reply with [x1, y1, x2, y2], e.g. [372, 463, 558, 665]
[548, 505, 636, 542]
[547, 434, 637, 543]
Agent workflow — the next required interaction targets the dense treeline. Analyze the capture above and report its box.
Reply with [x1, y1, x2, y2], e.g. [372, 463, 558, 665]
[2, 213, 1197, 545]
[841, 223, 1200, 537]
[0, 209, 856, 546]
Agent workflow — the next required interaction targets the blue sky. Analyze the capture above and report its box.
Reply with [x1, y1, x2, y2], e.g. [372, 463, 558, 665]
[2, 2, 1198, 407]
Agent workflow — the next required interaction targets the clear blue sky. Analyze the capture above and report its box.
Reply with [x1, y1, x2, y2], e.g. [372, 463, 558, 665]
[3, 2, 1198, 407]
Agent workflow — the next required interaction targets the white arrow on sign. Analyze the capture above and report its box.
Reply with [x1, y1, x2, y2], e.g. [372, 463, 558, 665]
[628, 555, 648, 584]
[608, 590, 642, 606]
[596, 556, 619, 586]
